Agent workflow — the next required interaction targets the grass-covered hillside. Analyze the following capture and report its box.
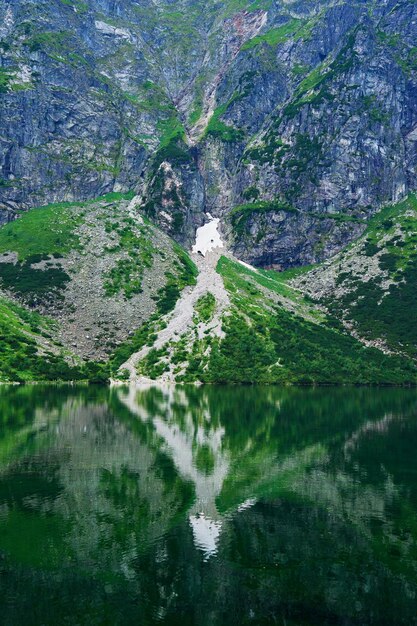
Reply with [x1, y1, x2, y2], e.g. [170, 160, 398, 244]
[0, 194, 197, 381]
[0, 296, 96, 383]
[293, 195, 417, 360]
[207, 258, 416, 385]
[0, 192, 416, 385]
[122, 251, 417, 386]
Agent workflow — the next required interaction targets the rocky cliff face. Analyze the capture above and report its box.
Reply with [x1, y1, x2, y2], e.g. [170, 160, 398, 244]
[1, 0, 417, 267]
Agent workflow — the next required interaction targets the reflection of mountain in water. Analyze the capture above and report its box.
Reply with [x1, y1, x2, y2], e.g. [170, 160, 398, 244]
[118, 385, 232, 559]
[0, 385, 417, 624]
[116, 385, 417, 562]
[0, 386, 195, 580]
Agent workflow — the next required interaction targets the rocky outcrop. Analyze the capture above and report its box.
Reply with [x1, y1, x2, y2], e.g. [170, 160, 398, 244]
[1, 0, 417, 267]
[202, 0, 417, 266]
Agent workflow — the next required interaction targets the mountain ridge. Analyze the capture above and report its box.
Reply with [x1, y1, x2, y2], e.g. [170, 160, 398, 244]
[2, 0, 417, 266]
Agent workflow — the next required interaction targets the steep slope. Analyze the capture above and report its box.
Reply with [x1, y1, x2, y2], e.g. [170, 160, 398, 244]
[0, 192, 415, 384]
[109, 216, 416, 385]
[119, 246, 230, 384]
[0, 0, 266, 229]
[2, 0, 417, 267]
[292, 194, 417, 360]
[197, 0, 417, 267]
[0, 193, 197, 369]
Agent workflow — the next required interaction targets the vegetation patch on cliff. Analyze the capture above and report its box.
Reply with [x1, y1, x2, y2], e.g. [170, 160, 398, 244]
[103, 220, 156, 299]
[241, 18, 305, 51]
[230, 200, 297, 235]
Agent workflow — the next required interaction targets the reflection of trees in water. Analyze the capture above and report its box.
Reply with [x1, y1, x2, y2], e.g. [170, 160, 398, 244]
[0, 388, 194, 581]
[53, 400, 193, 579]
[114, 385, 417, 624]
[0, 386, 417, 624]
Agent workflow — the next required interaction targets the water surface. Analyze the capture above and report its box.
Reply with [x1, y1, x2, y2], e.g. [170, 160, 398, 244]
[0, 385, 417, 625]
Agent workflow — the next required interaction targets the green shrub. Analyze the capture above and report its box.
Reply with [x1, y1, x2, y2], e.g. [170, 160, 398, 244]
[194, 293, 216, 323]
[230, 200, 297, 235]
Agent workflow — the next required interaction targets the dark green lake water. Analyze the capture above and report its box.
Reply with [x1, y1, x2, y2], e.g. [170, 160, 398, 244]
[0, 385, 417, 625]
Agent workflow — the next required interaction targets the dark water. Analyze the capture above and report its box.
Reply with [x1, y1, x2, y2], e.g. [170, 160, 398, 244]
[0, 386, 417, 625]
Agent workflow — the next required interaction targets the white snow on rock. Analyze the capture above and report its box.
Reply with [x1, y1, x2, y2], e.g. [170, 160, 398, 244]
[192, 214, 224, 256]
[236, 258, 258, 273]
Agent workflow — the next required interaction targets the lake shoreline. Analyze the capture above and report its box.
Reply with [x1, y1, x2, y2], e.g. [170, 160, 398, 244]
[1, 379, 416, 388]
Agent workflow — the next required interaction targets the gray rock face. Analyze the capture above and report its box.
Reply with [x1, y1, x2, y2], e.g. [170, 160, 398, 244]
[1, 0, 417, 266]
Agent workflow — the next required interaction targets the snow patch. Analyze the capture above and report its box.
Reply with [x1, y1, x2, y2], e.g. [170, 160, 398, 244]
[192, 214, 224, 256]
[236, 258, 258, 273]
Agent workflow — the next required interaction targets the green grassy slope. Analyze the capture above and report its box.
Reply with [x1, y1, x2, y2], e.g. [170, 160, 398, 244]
[0, 297, 93, 382]
[0, 193, 133, 305]
[0, 194, 197, 383]
[293, 195, 417, 360]
[204, 257, 416, 385]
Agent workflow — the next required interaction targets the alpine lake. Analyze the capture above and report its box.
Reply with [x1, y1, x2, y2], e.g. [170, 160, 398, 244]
[0, 384, 417, 625]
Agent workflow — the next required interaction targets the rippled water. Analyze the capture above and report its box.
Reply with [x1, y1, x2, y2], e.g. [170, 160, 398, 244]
[0, 385, 417, 625]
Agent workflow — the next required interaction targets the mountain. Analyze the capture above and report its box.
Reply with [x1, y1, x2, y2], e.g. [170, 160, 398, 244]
[0, 0, 416, 383]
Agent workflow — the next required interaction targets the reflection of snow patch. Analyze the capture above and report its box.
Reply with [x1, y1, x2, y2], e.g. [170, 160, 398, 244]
[192, 216, 224, 256]
[189, 513, 222, 560]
